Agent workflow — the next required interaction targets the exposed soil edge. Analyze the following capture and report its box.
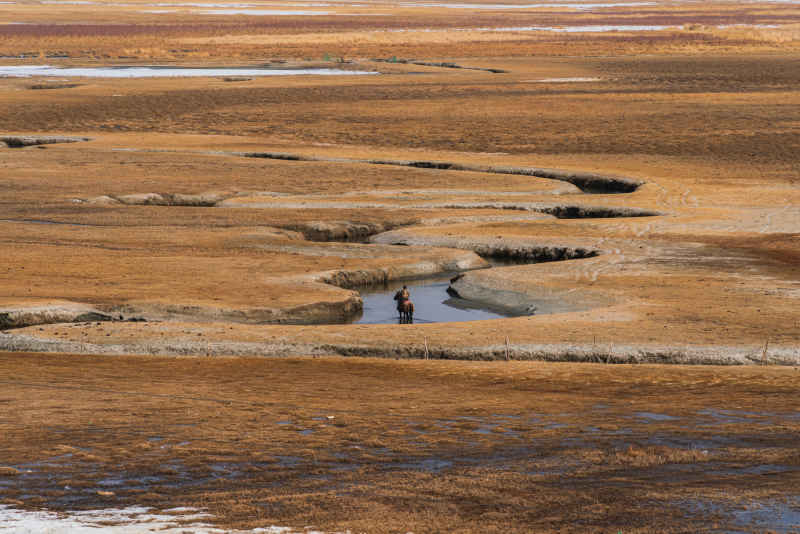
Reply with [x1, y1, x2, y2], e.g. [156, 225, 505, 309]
[1, 333, 796, 366]
[1, 135, 91, 148]
[439, 203, 661, 219]
[0, 304, 113, 330]
[28, 83, 83, 90]
[107, 192, 228, 207]
[243, 152, 643, 193]
[372, 58, 509, 73]
[285, 220, 415, 242]
[109, 294, 364, 326]
[318, 253, 488, 290]
[371, 232, 600, 263]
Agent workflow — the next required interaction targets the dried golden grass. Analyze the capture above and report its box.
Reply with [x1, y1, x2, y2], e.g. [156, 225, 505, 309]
[709, 23, 800, 43]
[1, 353, 798, 532]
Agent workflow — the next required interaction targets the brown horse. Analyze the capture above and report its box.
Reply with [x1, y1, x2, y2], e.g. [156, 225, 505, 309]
[398, 299, 414, 324]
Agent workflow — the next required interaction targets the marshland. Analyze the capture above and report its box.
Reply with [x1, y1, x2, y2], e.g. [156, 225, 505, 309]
[1, 0, 800, 531]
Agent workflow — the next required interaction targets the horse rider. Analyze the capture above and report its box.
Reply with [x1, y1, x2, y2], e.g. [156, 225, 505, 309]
[393, 285, 410, 312]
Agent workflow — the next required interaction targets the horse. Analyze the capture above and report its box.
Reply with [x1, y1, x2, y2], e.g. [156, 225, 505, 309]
[398, 299, 414, 324]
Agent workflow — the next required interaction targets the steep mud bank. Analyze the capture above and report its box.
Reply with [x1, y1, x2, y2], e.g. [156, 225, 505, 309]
[243, 152, 644, 193]
[535, 205, 660, 219]
[286, 220, 412, 242]
[110, 293, 364, 325]
[0, 302, 112, 330]
[318, 250, 489, 289]
[82, 192, 229, 207]
[28, 83, 83, 90]
[438, 203, 661, 218]
[371, 231, 600, 263]
[373, 58, 509, 73]
[0, 295, 363, 329]
[1, 135, 90, 148]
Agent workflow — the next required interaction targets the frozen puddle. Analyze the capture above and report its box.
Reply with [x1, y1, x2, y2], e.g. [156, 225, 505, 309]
[0, 65, 376, 78]
[0, 505, 331, 533]
[350, 274, 521, 325]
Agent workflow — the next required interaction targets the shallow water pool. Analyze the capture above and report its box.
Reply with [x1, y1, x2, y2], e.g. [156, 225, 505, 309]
[350, 274, 520, 324]
[0, 65, 376, 78]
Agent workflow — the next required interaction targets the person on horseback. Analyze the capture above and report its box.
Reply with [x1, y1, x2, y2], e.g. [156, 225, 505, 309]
[393, 285, 413, 323]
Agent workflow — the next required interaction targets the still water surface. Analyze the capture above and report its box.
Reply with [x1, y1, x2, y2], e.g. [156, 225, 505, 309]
[0, 65, 376, 77]
[350, 274, 519, 324]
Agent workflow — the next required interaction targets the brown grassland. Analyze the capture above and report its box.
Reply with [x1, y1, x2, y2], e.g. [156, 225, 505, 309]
[2, 352, 800, 532]
[1, 0, 800, 531]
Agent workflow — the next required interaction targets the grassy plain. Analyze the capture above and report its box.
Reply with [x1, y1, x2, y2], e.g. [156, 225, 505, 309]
[1, 0, 800, 531]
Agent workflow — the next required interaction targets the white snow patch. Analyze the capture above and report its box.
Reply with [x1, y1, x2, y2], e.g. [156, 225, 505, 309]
[0, 506, 339, 534]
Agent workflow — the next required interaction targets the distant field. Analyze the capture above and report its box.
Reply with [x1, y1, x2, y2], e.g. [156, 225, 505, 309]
[1, 0, 800, 59]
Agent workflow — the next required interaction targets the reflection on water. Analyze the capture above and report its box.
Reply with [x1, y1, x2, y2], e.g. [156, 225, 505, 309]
[351, 274, 519, 324]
